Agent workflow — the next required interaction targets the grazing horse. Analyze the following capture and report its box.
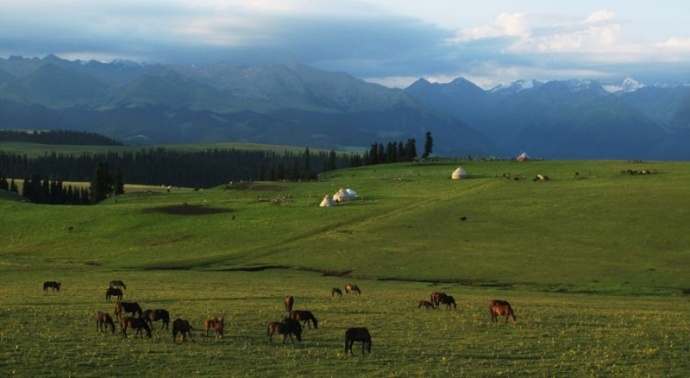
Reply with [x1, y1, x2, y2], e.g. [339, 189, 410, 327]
[266, 318, 302, 344]
[109, 280, 126, 290]
[331, 288, 343, 297]
[95, 311, 115, 334]
[172, 318, 195, 342]
[114, 301, 143, 320]
[204, 317, 225, 339]
[43, 281, 61, 292]
[430, 292, 447, 308]
[345, 327, 372, 356]
[345, 284, 361, 295]
[284, 295, 294, 313]
[439, 295, 457, 309]
[289, 310, 318, 329]
[489, 299, 517, 323]
[120, 316, 152, 338]
[142, 309, 170, 330]
[418, 300, 434, 310]
[105, 287, 123, 302]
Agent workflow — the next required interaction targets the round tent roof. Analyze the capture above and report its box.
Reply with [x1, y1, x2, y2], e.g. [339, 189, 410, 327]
[451, 167, 468, 179]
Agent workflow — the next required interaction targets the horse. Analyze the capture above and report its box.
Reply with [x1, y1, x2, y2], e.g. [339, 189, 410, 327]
[284, 295, 294, 313]
[105, 287, 123, 302]
[43, 281, 61, 292]
[289, 310, 318, 329]
[114, 301, 143, 320]
[418, 300, 434, 310]
[142, 309, 170, 330]
[204, 317, 224, 339]
[439, 295, 457, 309]
[490, 299, 517, 323]
[172, 318, 195, 342]
[266, 318, 302, 344]
[430, 292, 447, 308]
[120, 316, 152, 338]
[109, 280, 126, 290]
[345, 327, 372, 356]
[345, 284, 361, 294]
[95, 311, 115, 334]
[331, 288, 343, 297]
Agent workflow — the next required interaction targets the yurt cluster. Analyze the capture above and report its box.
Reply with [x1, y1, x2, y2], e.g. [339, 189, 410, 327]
[320, 188, 357, 207]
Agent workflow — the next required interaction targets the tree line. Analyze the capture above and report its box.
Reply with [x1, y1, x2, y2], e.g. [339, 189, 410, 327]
[0, 130, 123, 146]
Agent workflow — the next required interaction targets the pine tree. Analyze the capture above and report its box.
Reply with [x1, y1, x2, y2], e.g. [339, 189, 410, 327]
[90, 163, 114, 204]
[422, 131, 433, 159]
[113, 168, 125, 195]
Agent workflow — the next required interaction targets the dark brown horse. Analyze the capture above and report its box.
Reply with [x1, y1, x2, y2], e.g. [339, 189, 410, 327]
[142, 309, 170, 330]
[430, 292, 448, 308]
[284, 295, 294, 313]
[172, 318, 195, 342]
[105, 287, 123, 302]
[114, 301, 143, 320]
[438, 295, 457, 309]
[418, 300, 434, 310]
[266, 318, 302, 344]
[490, 299, 517, 323]
[96, 311, 115, 334]
[345, 284, 361, 294]
[289, 310, 318, 329]
[120, 316, 152, 338]
[331, 288, 343, 297]
[43, 281, 61, 292]
[204, 317, 225, 339]
[109, 280, 126, 290]
[345, 327, 372, 356]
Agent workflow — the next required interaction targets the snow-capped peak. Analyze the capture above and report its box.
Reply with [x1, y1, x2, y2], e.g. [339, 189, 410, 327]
[603, 77, 644, 93]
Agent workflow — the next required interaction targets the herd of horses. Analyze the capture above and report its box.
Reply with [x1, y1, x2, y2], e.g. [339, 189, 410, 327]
[56, 280, 516, 355]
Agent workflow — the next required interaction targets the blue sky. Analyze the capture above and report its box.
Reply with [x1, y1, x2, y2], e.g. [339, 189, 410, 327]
[2, 0, 689, 88]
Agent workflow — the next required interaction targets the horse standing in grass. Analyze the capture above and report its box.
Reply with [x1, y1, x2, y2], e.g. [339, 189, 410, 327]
[332, 288, 343, 297]
[345, 284, 361, 294]
[439, 295, 457, 309]
[96, 311, 115, 334]
[284, 296, 294, 313]
[430, 292, 447, 308]
[289, 310, 318, 329]
[345, 327, 372, 356]
[204, 317, 224, 339]
[114, 301, 143, 320]
[105, 287, 123, 302]
[142, 309, 170, 330]
[120, 316, 152, 338]
[109, 280, 126, 290]
[489, 299, 517, 323]
[266, 318, 302, 344]
[172, 318, 195, 342]
[43, 281, 61, 292]
[418, 300, 434, 310]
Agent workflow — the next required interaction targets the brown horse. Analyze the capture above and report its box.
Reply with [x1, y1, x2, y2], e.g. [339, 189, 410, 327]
[345, 284, 361, 294]
[204, 317, 225, 339]
[289, 310, 318, 329]
[96, 311, 115, 334]
[105, 287, 123, 302]
[114, 301, 143, 320]
[418, 300, 434, 310]
[120, 316, 152, 338]
[331, 288, 343, 297]
[266, 318, 302, 344]
[109, 280, 126, 290]
[490, 299, 517, 323]
[172, 318, 195, 342]
[142, 309, 170, 330]
[430, 292, 447, 308]
[345, 327, 372, 356]
[284, 296, 294, 313]
[439, 295, 457, 309]
[43, 281, 61, 292]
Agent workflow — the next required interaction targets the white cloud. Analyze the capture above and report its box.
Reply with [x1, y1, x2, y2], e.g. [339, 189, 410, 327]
[449, 12, 529, 42]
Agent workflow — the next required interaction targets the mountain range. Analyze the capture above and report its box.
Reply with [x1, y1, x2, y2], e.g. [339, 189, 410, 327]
[1, 54, 689, 160]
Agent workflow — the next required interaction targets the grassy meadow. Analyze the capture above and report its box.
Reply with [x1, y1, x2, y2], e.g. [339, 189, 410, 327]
[1, 158, 689, 376]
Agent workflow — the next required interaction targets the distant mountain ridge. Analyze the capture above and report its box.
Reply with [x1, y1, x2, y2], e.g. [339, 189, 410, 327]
[1, 55, 689, 159]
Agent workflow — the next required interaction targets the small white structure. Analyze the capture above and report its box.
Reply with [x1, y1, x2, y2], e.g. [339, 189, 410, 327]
[333, 187, 356, 202]
[516, 152, 530, 162]
[319, 194, 335, 207]
[451, 167, 468, 179]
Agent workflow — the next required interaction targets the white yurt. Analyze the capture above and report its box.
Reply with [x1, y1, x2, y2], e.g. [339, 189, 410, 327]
[333, 187, 352, 202]
[319, 194, 335, 207]
[451, 167, 468, 179]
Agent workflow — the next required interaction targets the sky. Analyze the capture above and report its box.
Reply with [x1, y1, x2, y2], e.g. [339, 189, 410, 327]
[2, 0, 689, 88]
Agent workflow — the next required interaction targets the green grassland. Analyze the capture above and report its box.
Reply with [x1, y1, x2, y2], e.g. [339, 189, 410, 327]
[1, 159, 689, 376]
